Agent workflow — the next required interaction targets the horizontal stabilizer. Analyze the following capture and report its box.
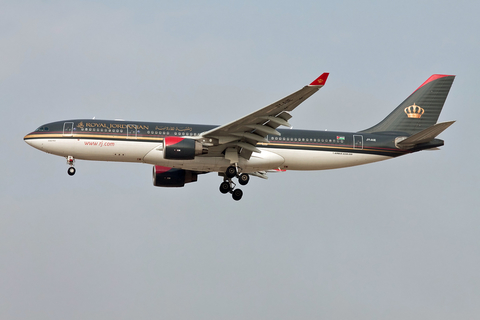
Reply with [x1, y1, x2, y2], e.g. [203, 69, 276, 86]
[396, 121, 455, 149]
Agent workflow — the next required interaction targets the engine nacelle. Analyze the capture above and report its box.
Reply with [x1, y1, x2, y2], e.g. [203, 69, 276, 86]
[152, 166, 198, 188]
[163, 137, 203, 160]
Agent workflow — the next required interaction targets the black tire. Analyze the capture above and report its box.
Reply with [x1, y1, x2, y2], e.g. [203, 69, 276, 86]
[225, 166, 237, 178]
[238, 173, 250, 185]
[219, 182, 231, 194]
[232, 188, 243, 201]
[67, 167, 76, 176]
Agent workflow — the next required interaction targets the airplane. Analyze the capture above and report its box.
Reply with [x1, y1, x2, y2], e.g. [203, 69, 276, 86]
[24, 73, 455, 200]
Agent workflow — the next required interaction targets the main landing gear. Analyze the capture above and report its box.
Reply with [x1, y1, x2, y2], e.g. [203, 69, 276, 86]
[66, 156, 76, 176]
[219, 165, 249, 201]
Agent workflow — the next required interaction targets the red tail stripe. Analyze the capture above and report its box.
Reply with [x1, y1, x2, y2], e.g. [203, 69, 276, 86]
[414, 74, 454, 92]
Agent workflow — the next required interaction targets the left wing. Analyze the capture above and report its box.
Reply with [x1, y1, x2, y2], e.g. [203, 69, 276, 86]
[200, 73, 329, 161]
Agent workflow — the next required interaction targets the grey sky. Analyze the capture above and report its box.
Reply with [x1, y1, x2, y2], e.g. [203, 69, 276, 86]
[1, 1, 479, 319]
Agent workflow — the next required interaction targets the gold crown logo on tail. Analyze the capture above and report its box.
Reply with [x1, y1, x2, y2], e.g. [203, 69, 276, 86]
[404, 103, 424, 118]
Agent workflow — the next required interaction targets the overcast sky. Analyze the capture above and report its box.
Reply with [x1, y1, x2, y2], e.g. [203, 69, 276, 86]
[1, 1, 479, 319]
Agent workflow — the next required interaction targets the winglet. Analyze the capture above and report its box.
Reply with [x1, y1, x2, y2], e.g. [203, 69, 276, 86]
[309, 73, 329, 86]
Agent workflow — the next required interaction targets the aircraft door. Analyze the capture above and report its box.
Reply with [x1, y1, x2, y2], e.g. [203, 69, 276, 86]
[127, 124, 137, 139]
[63, 122, 74, 136]
[353, 135, 363, 149]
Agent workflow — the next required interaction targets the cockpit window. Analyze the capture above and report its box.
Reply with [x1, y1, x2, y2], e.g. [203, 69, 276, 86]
[35, 126, 49, 132]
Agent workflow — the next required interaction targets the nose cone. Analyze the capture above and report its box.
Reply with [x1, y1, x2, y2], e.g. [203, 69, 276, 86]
[24, 133, 32, 144]
[24, 133, 43, 150]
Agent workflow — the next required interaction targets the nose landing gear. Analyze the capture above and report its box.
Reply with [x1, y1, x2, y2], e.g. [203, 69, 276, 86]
[219, 165, 250, 201]
[67, 167, 76, 176]
[66, 156, 76, 176]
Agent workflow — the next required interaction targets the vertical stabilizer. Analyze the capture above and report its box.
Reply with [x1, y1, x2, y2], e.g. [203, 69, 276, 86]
[361, 75, 455, 134]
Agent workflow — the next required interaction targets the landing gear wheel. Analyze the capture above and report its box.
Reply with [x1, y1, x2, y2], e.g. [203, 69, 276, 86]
[67, 167, 76, 176]
[232, 188, 243, 201]
[225, 165, 237, 178]
[238, 173, 250, 186]
[219, 181, 231, 194]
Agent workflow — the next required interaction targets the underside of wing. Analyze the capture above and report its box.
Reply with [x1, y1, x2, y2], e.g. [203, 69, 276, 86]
[200, 73, 329, 162]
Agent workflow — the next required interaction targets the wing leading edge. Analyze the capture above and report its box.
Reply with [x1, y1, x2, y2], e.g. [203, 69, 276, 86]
[201, 73, 329, 162]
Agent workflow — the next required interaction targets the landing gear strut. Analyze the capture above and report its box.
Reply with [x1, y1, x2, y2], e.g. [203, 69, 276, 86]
[219, 166, 250, 201]
[219, 178, 241, 200]
[66, 156, 76, 176]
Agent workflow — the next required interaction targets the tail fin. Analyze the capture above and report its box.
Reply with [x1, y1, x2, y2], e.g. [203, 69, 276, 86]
[361, 74, 455, 134]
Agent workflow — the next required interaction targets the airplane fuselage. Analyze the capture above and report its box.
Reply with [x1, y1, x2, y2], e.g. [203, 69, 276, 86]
[24, 119, 443, 174]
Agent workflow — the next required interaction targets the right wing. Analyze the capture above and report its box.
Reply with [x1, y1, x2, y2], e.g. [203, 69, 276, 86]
[200, 73, 329, 161]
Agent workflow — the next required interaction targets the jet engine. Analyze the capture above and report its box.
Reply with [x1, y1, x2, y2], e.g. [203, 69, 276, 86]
[163, 137, 204, 160]
[152, 165, 198, 187]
